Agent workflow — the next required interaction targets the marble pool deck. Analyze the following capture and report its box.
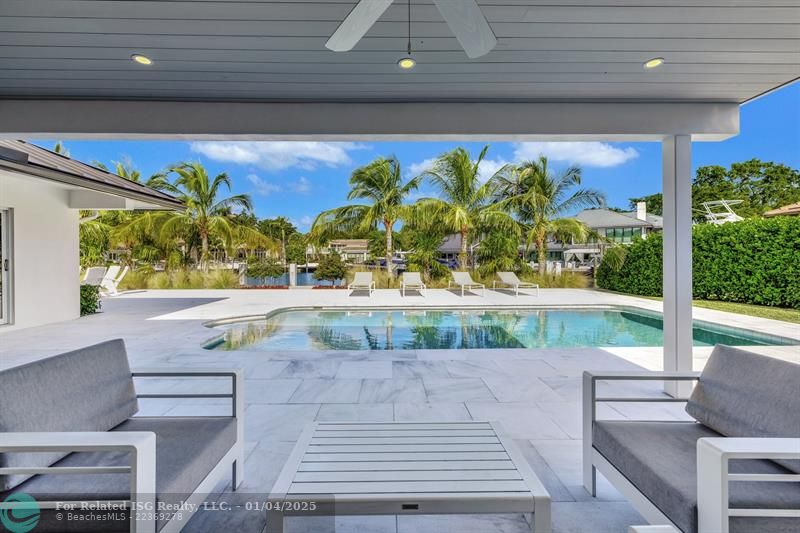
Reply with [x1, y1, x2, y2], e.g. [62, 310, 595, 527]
[0, 288, 797, 532]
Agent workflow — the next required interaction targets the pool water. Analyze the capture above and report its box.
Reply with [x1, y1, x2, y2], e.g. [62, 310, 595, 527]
[206, 308, 793, 351]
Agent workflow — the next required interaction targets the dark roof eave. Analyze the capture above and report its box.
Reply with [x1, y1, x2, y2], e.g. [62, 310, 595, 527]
[0, 157, 184, 210]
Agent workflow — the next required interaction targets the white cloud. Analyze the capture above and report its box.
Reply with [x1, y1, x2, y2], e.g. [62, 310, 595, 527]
[476, 158, 510, 182]
[291, 176, 311, 193]
[513, 142, 638, 168]
[406, 157, 437, 178]
[190, 141, 368, 171]
[246, 173, 282, 196]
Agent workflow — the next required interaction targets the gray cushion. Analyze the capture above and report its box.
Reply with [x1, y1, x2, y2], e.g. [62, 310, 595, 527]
[593, 420, 800, 533]
[0, 339, 138, 491]
[0, 416, 238, 532]
[686, 344, 800, 473]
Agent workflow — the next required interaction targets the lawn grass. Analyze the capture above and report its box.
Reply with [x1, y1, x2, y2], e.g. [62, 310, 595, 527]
[690, 300, 800, 324]
[629, 293, 800, 324]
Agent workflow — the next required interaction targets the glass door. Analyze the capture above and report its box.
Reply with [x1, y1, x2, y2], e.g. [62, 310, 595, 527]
[0, 208, 10, 325]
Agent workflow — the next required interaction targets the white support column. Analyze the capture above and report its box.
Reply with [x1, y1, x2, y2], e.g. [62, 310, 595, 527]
[662, 135, 694, 397]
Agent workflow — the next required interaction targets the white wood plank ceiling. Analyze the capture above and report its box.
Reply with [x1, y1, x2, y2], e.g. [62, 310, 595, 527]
[0, 0, 797, 102]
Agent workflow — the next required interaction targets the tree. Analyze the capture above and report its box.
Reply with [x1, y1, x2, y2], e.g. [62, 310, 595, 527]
[310, 157, 419, 278]
[285, 233, 308, 264]
[94, 156, 169, 190]
[314, 252, 347, 285]
[475, 232, 520, 276]
[415, 146, 516, 270]
[629, 160, 800, 220]
[405, 228, 449, 281]
[628, 193, 663, 216]
[53, 141, 70, 156]
[258, 216, 297, 264]
[159, 162, 263, 271]
[493, 156, 604, 274]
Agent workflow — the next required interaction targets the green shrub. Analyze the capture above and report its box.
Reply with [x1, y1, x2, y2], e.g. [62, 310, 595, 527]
[314, 253, 347, 285]
[80, 284, 101, 316]
[207, 269, 240, 289]
[247, 256, 284, 283]
[597, 217, 800, 308]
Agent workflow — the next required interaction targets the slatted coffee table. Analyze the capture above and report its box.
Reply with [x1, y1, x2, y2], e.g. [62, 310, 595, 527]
[268, 421, 551, 532]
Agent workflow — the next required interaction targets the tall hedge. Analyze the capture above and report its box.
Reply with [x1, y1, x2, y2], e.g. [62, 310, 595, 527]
[597, 217, 800, 308]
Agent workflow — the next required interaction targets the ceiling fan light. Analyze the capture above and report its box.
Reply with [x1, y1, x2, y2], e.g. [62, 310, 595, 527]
[397, 57, 416, 70]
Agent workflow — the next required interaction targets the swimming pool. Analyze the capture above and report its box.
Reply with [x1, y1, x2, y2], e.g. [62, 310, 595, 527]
[205, 307, 795, 351]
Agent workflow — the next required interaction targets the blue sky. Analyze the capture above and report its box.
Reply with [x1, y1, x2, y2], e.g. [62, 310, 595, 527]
[38, 83, 799, 232]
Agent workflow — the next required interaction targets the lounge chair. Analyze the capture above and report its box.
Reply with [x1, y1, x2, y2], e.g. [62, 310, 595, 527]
[494, 271, 539, 296]
[101, 265, 129, 295]
[80, 266, 106, 286]
[348, 271, 375, 296]
[401, 271, 426, 297]
[448, 271, 485, 296]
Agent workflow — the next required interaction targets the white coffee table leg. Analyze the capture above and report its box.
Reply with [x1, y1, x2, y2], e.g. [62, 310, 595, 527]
[266, 510, 284, 533]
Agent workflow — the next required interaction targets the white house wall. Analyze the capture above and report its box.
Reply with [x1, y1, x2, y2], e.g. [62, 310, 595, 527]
[0, 169, 79, 331]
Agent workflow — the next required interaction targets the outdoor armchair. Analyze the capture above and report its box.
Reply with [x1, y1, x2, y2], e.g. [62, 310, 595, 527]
[0, 339, 245, 533]
[582, 345, 800, 533]
[400, 271, 426, 297]
[494, 272, 539, 296]
[348, 271, 375, 296]
[449, 271, 485, 297]
[101, 265, 130, 296]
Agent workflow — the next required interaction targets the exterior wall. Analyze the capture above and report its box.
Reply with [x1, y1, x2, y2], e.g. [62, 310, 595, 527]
[0, 169, 79, 331]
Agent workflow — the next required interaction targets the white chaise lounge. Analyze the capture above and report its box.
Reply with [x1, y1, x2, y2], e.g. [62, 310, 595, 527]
[401, 271, 426, 297]
[81, 266, 107, 286]
[101, 265, 129, 295]
[449, 271, 485, 296]
[494, 272, 539, 296]
[583, 344, 800, 533]
[348, 271, 375, 296]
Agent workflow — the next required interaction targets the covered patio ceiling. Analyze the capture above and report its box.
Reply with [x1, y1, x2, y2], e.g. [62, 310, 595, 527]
[0, 1, 796, 140]
[0, 0, 797, 103]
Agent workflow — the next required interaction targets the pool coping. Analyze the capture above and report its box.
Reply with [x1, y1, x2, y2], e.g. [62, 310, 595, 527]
[200, 303, 798, 350]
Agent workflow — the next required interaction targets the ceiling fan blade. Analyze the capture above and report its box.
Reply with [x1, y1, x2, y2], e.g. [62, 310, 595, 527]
[432, 0, 497, 59]
[325, 0, 395, 52]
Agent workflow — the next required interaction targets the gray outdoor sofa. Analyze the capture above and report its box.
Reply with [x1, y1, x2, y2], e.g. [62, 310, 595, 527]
[0, 339, 244, 533]
[583, 344, 800, 533]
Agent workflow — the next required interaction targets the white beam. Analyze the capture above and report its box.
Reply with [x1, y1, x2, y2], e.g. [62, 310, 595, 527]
[661, 135, 694, 397]
[68, 190, 130, 210]
[0, 100, 738, 141]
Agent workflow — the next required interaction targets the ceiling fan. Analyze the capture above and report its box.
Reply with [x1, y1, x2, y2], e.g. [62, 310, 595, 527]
[325, 0, 497, 59]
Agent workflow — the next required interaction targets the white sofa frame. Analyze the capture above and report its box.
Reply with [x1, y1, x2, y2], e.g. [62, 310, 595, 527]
[582, 370, 800, 533]
[0, 368, 245, 533]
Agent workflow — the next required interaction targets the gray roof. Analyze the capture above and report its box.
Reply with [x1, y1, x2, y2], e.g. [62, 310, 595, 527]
[0, 140, 183, 210]
[438, 234, 463, 254]
[623, 210, 664, 228]
[575, 208, 653, 229]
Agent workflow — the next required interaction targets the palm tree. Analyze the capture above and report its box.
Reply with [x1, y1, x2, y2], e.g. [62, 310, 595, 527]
[94, 157, 169, 190]
[310, 157, 420, 278]
[493, 155, 605, 274]
[416, 146, 516, 270]
[258, 217, 297, 264]
[160, 162, 259, 271]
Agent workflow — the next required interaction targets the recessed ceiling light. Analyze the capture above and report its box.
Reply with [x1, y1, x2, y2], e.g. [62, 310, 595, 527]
[397, 57, 416, 70]
[131, 54, 153, 66]
[643, 57, 665, 69]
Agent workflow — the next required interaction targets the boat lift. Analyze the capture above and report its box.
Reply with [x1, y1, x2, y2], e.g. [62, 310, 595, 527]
[696, 199, 744, 225]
